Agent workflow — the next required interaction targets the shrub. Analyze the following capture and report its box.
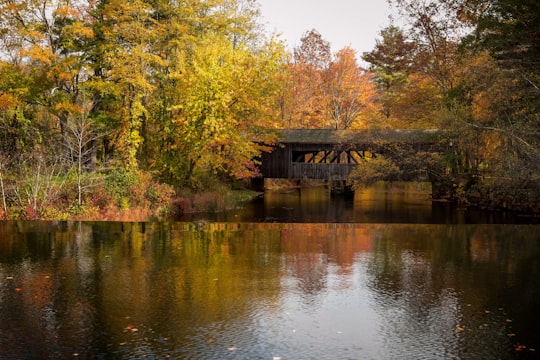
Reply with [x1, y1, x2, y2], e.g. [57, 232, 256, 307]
[104, 167, 138, 207]
[147, 182, 176, 208]
[348, 157, 401, 189]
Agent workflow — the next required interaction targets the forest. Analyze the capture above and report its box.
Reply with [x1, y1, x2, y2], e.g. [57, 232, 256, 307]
[0, 0, 538, 220]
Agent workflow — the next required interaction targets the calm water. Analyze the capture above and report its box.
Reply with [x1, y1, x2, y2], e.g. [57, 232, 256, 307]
[1, 184, 539, 359]
[179, 183, 537, 224]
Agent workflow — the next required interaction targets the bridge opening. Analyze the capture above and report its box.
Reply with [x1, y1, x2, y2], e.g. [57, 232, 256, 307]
[292, 150, 374, 165]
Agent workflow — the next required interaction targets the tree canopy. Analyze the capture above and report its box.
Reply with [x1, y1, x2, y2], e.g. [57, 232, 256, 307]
[0, 0, 538, 219]
[0, 0, 286, 186]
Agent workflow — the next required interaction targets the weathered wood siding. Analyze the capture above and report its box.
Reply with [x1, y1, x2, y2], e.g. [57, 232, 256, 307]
[259, 146, 290, 178]
[260, 144, 357, 180]
[257, 129, 448, 181]
[290, 163, 356, 180]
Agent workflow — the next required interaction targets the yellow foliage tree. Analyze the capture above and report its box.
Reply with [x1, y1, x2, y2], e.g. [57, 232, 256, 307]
[152, 32, 285, 188]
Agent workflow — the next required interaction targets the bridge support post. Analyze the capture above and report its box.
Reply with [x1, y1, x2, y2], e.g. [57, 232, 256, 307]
[330, 180, 355, 196]
[249, 177, 265, 192]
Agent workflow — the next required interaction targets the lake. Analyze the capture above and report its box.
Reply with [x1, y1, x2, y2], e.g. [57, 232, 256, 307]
[0, 183, 539, 359]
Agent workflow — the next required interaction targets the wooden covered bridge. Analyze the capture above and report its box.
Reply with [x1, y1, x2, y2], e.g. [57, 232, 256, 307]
[257, 129, 446, 181]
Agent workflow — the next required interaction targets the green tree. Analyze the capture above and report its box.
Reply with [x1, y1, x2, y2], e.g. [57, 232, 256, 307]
[463, 0, 540, 74]
[362, 26, 415, 120]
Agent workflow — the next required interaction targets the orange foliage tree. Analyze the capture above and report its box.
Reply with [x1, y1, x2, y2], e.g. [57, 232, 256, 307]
[322, 47, 378, 129]
[280, 29, 330, 129]
[282, 30, 379, 129]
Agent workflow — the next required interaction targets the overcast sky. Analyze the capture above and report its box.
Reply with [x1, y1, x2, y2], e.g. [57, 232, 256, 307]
[258, 0, 393, 57]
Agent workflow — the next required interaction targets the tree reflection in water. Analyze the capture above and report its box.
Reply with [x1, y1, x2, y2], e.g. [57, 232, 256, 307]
[0, 221, 539, 359]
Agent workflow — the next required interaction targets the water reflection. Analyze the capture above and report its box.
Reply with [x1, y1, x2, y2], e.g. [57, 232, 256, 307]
[179, 182, 538, 224]
[1, 221, 539, 359]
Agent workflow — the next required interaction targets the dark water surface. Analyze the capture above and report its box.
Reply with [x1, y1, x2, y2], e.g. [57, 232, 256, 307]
[1, 184, 539, 359]
[179, 183, 538, 224]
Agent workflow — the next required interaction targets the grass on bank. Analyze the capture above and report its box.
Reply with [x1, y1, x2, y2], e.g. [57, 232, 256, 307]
[0, 167, 259, 221]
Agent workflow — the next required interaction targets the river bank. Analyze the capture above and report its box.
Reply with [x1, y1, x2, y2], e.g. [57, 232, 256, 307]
[1, 175, 538, 222]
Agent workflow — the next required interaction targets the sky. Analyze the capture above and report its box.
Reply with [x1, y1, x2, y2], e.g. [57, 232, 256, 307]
[258, 0, 393, 57]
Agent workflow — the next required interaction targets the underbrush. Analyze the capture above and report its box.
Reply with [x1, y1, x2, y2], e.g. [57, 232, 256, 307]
[1, 168, 177, 221]
[73, 169, 177, 221]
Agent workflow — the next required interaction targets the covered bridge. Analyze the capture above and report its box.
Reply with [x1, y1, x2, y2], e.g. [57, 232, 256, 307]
[258, 129, 445, 181]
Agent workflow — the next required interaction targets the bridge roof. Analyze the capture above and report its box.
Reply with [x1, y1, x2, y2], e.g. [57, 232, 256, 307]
[277, 129, 442, 145]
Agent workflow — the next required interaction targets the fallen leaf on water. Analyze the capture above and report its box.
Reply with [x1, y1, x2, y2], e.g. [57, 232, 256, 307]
[456, 327, 465, 332]
[15, 287, 22, 292]
[6, 276, 13, 280]
[125, 325, 138, 332]
[515, 344, 527, 351]
[507, 333, 516, 337]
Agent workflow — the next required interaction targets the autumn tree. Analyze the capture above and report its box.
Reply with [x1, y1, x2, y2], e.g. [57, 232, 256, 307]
[142, 1, 286, 188]
[0, 61, 36, 159]
[452, 0, 539, 205]
[90, 0, 166, 170]
[387, 0, 540, 207]
[389, 0, 464, 91]
[294, 29, 332, 70]
[463, 0, 540, 146]
[281, 29, 331, 128]
[0, 0, 288, 217]
[323, 47, 378, 129]
[0, 0, 96, 153]
[283, 30, 380, 130]
[389, 73, 442, 128]
[156, 34, 284, 188]
[281, 59, 326, 128]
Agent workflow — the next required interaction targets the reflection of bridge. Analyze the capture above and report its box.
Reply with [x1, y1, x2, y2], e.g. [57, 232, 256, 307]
[258, 129, 446, 181]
